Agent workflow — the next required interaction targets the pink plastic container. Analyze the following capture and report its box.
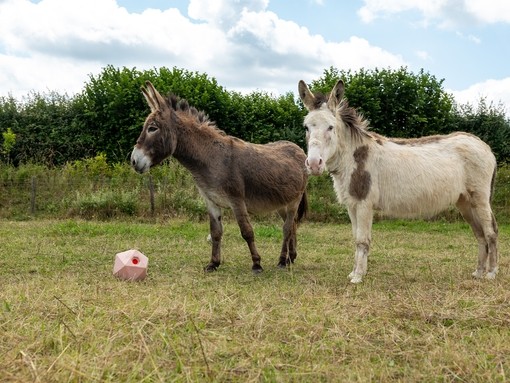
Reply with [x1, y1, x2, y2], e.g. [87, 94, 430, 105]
[113, 249, 148, 281]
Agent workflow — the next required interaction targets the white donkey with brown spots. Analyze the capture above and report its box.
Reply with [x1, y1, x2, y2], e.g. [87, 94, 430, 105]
[299, 79, 499, 283]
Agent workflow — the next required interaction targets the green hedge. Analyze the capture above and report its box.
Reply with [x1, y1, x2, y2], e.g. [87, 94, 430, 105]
[2, 66, 509, 166]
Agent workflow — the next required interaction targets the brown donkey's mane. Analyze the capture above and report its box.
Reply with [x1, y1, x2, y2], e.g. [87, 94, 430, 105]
[166, 94, 226, 136]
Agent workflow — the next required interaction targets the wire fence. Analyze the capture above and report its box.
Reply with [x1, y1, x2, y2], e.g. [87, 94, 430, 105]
[3, 168, 510, 223]
[0, 173, 207, 220]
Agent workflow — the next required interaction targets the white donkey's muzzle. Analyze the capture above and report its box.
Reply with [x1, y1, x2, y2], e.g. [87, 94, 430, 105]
[305, 139, 325, 175]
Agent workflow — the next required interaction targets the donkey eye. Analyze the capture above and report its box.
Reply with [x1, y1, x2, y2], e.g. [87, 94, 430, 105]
[327, 125, 334, 131]
[147, 125, 158, 133]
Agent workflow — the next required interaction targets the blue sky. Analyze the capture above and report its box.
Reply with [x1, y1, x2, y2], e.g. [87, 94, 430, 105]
[1, 0, 509, 115]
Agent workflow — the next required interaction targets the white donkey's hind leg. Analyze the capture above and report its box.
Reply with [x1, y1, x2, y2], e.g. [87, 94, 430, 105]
[472, 240, 489, 279]
[457, 194, 498, 279]
[484, 211, 498, 280]
[471, 205, 499, 280]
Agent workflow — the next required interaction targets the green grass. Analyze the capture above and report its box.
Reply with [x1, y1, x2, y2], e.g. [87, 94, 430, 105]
[1, 218, 509, 382]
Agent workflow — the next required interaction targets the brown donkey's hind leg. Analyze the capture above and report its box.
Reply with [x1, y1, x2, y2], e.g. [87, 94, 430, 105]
[277, 207, 298, 267]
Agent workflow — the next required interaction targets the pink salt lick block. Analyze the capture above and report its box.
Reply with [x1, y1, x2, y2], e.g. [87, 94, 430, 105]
[113, 249, 148, 281]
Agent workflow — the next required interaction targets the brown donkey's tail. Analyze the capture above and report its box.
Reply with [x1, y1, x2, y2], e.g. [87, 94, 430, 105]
[296, 190, 308, 223]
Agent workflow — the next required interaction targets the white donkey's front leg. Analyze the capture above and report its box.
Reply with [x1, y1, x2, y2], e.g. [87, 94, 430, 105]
[348, 204, 373, 283]
[347, 206, 358, 280]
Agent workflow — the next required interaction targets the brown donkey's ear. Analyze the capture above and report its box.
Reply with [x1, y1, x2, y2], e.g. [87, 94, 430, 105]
[298, 80, 316, 111]
[141, 81, 166, 113]
[327, 79, 344, 112]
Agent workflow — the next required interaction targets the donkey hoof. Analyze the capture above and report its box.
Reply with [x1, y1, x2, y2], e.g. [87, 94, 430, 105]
[350, 274, 363, 284]
[252, 265, 263, 274]
[472, 270, 484, 279]
[204, 263, 219, 272]
[485, 271, 497, 280]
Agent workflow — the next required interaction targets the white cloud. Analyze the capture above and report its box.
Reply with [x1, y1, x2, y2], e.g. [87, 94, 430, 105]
[0, 0, 226, 65]
[358, 0, 510, 27]
[0, 0, 406, 99]
[225, 9, 405, 92]
[0, 53, 99, 97]
[465, 0, 510, 24]
[188, 0, 268, 28]
[358, 0, 426, 24]
[415, 50, 431, 60]
[450, 78, 510, 117]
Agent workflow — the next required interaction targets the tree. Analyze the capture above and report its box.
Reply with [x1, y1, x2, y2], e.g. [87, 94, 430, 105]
[1, 91, 84, 165]
[452, 98, 510, 163]
[78, 66, 235, 163]
[78, 65, 149, 163]
[226, 90, 304, 146]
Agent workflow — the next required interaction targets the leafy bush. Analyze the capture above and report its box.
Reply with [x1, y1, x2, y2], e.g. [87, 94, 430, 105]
[70, 190, 138, 219]
[64, 153, 111, 178]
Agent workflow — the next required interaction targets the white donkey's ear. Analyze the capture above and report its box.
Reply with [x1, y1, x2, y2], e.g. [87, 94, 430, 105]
[141, 81, 166, 113]
[327, 79, 345, 111]
[298, 80, 316, 111]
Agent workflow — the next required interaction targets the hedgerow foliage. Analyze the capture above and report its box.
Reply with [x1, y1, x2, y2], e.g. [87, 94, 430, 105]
[1, 65, 509, 165]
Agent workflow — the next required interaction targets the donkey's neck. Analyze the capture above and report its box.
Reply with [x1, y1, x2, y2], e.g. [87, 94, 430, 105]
[327, 131, 366, 176]
[171, 118, 227, 177]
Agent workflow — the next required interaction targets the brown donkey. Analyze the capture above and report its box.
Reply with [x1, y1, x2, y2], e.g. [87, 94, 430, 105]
[131, 81, 308, 272]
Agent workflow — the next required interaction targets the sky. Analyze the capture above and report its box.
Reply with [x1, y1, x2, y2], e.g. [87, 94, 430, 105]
[0, 0, 509, 116]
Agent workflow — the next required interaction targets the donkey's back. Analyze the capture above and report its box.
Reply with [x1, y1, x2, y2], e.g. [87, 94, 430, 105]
[373, 132, 496, 218]
[233, 140, 308, 214]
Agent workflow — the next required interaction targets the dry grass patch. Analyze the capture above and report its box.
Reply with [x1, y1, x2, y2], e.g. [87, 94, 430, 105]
[1, 218, 509, 382]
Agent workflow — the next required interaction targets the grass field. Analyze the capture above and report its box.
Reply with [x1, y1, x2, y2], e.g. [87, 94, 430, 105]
[1, 217, 509, 382]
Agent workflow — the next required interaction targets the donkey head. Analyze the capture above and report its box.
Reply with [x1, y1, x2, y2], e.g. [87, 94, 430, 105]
[131, 81, 178, 173]
[298, 79, 344, 175]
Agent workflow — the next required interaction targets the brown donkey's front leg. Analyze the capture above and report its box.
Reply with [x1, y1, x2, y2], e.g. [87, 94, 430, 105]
[205, 205, 223, 272]
[232, 204, 263, 273]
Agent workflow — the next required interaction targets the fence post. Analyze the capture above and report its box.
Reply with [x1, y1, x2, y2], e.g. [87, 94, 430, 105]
[149, 175, 155, 215]
[30, 176, 36, 215]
